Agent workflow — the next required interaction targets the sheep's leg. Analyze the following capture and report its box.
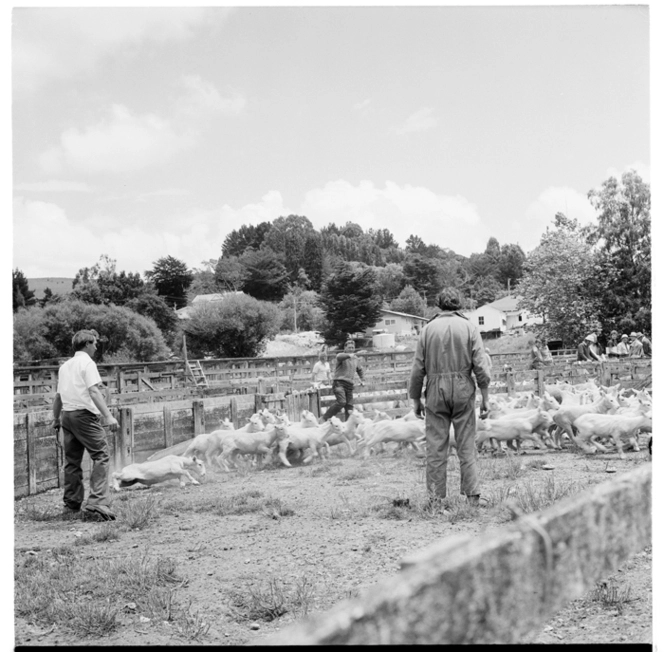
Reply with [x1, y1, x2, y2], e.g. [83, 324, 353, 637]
[278, 443, 292, 467]
[180, 470, 200, 488]
[588, 435, 609, 453]
[612, 434, 626, 460]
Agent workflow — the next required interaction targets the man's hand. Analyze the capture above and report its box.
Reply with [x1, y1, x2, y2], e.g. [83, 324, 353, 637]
[103, 416, 119, 432]
[413, 398, 425, 419]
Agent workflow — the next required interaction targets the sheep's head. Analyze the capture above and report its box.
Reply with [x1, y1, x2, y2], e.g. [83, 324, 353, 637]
[220, 418, 234, 430]
[301, 410, 318, 426]
[260, 409, 277, 425]
[188, 456, 206, 477]
[248, 413, 266, 431]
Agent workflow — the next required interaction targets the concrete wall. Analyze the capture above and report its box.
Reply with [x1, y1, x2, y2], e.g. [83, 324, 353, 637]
[263, 464, 651, 645]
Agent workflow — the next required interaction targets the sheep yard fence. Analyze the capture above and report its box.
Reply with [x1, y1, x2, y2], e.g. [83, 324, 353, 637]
[13, 356, 651, 499]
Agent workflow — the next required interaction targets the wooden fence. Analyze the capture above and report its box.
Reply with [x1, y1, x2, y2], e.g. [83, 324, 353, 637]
[13, 359, 651, 499]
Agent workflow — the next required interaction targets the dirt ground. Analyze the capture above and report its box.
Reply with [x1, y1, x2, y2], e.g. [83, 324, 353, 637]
[14, 431, 652, 647]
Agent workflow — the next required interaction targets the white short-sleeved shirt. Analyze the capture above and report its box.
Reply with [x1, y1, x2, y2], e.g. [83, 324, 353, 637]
[312, 360, 330, 383]
[57, 351, 103, 414]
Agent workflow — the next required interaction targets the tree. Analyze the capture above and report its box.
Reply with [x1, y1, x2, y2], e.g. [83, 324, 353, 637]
[13, 299, 170, 364]
[125, 291, 179, 338]
[497, 243, 526, 290]
[301, 233, 325, 292]
[262, 215, 316, 282]
[389, 285, 427, 316]
[239, 248, 289, 301]
[181, 294, 281, 358]
[214, 255, 247, 292]
[145, 256, 194, 310]
[518, 219, 606, 347]
[586, 170, 651, 334]
[221, 222, 271, 258]
[319, 262, 383, 346]
[471, 276, 503, 306]
[278, 289, 325, 332]
[39, 287, 63, 308]
[187, 269, 220, 301]
[72, 255, 144, 306]
[402, 254, 445, 305]
[373, 263, 406, 302]
[13, 269, 36, 312]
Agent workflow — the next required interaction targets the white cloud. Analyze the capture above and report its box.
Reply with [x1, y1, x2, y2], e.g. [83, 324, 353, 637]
[12, 192, 292, 278]
[176, 75, 246, 118]
[393, 107, 437, 135]
[14, 180, 93, 193]
[39, 104, 194, 175]
[13, 7, 222, 94]
[604, 161, 651, 184]
[301, 180, 488, 256]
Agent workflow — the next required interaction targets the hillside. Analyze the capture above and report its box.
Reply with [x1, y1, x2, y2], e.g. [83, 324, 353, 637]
[28, 277, 74, 299]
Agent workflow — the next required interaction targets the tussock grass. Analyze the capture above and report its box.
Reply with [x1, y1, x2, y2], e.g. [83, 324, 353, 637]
[587, 580, 633, 614]
[262, 497, 295, 518]
[335, 467, 372, 483]
[20, 503, 64, 522]
[192, 489, 264, 516]
[116, 493, 160, 530]
[511, 473, 580, 513]
[74, 523, 120, 546]
[227, 575, 316, 622]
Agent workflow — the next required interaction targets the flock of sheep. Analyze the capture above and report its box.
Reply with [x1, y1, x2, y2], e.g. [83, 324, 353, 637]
[111, 378, 652, 492]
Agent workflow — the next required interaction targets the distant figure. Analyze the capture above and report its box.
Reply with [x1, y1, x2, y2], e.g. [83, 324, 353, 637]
[605, 330, 620, 358]
[577, 333, 601, 362]
[629, 332, 644, 358]
[530, 335, 552, 370]
[615, 334, 630, 358]
[484, 346, 493, 370]
[311, 352, 331, 388]
[639, 332, 652, 358]
[321, 340, 365, 422]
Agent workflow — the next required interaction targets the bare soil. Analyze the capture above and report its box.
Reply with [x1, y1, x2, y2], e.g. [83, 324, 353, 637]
[14, 437, 652, 647]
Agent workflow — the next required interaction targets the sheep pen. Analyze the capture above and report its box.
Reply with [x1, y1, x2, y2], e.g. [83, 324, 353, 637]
[14, 423, 652, 647]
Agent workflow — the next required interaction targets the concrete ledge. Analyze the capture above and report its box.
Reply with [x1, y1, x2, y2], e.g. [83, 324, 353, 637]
[262, 463, 651, 645]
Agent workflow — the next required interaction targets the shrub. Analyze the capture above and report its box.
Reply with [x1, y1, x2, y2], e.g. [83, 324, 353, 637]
[181, 293, 281, 358]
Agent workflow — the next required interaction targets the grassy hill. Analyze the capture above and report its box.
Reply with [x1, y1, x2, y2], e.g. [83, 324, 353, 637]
[28, 277, 74, 299]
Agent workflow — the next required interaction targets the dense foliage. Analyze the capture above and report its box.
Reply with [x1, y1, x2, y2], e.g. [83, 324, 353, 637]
[145, 255, 194, 310]
[318, 262, 384, 346]
[13, 299, 170, 363]
[180, 293, 281, 358]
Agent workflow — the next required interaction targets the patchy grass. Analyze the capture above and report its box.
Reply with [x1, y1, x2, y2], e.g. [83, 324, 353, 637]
[74, 523, 121, 546]
[14, 548, 191, 638]
[335, 467, 372, 483]
[116, 493, 160, 530]
[189, 489, 264, 516]
[512, 473, 581, 513]
[586, 580, 633, 614]
[227, 576, 316, 622]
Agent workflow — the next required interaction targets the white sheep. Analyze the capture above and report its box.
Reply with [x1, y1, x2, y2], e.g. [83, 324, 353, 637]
[218, 416, 289, 470]
[182, 419, 236, 469]
[111, 455, 206, 491]
[573, 409, 652, 459]
[359, 418, 425, 457]
[276, 419, 345, 466]
[551, 393, 619, 450]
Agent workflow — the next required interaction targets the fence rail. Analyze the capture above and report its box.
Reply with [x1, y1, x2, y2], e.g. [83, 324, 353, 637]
[13, 357, 652, 499]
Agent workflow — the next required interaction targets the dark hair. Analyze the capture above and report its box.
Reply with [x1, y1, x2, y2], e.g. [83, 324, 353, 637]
[72, 329, 98, 351]
[436, 288, 462, 311]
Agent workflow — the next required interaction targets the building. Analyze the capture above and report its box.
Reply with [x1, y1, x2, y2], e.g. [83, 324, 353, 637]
[176, 292, 245, 319]
[464, 295, 543, 337]
[362, 308, 429, 338]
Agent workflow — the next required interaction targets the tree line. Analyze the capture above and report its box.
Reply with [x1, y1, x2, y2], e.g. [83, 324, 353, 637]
[13, 170, 650, 363]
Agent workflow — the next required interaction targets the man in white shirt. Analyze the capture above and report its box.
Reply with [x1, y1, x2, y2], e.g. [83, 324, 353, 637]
[311, 352, 331, 388]
[52, 330, 119, 521]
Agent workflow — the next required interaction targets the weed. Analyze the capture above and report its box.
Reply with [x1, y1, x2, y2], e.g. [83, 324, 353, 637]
[335, 467, 372, 483]
[21, 503, 62, 522]
[262, 497, 295, 518]
[228, 576, 316, 622]
[117, 493, 160, 530]
[57, 597, 118, 637]
[308, 463, 332, 477]
[587, 580, 633, 614]
[193, 490, 264, 516]
[174, 601, 211, 641]
[513, 474, 580, 513]
[74, 523, 120, 546]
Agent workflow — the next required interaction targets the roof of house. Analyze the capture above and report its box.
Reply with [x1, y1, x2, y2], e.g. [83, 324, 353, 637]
[482, 295, 524, 312]
[176, 291, 244, 319]
[379, 308, 428, 322]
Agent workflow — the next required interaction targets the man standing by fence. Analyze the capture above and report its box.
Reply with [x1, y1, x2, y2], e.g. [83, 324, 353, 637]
[52, 329, 119, 521]
[409, 288, 491, 507]
[320, 339, 364, 422]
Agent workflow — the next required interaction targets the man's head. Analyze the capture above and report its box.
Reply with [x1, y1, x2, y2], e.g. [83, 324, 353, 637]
[318, 352, 328, 361]
[72, 329, 99, 354]
[436, 287, 462, 311]
[344, 340, 355, 352]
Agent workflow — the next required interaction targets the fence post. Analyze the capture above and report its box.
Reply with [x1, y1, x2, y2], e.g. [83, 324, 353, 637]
[163, 405, 173, 448]
[254, 392, 264, 414]
[506, 371, 516, 397]
[193, 399, 205, 435]
[26, 412, 38, 496]
[117, 407, 134, 466]
[230, 397, 239, 428]
[536, 370, 544, 397]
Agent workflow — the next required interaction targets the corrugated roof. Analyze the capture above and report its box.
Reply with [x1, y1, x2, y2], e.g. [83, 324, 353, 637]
[483, 295, 523, 312]
[380, 308, 428, 321]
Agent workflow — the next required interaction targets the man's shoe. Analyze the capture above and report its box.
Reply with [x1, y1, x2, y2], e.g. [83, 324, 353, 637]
[82, 506, 116, 522]
[62, 505, 81, 519]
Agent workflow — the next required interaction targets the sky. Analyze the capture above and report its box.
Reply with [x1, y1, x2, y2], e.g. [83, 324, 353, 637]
[10, 2, 653, 280]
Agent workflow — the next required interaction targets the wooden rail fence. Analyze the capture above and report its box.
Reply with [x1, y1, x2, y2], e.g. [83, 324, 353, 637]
[13, 359, 651, 499]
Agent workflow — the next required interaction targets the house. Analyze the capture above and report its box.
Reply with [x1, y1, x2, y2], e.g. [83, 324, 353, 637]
[176, 292, 244, 319]
[362, 309, 429, 338]
[464, 295, 543, 337]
